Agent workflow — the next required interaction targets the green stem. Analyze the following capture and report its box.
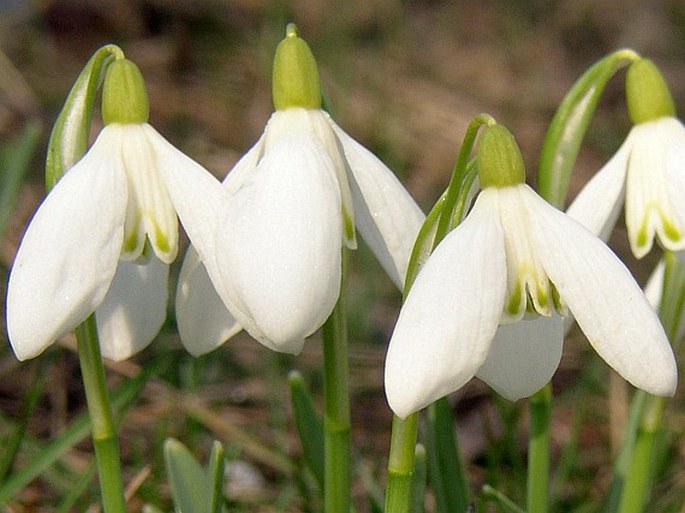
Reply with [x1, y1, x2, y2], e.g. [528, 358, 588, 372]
[613, 251, 684, 513]
[322, 249, 351, 513]
[527, 384, 552, 513]
[75, 315, 126, 513]
[615, 395, 664, 513]
[385, 116, 493, 513]
[384, 413, 419, 513]
[537, 48, 640, 208]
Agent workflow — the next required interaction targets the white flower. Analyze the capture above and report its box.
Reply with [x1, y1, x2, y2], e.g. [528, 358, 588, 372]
[385, 182, 678, 419]
[6, 122, 224, 361]
[567, 117, 685, 258]
[176, 107, 425, 355]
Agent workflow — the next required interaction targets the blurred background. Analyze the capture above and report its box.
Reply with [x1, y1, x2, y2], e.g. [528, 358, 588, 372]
[0, 1, 683, 511]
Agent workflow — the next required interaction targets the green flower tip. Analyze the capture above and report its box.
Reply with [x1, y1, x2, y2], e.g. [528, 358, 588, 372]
[272, 23, 322, 110]
[626, 58, 676, 124]
[102, 58, 150, 125]
[477, 124, 526, 188]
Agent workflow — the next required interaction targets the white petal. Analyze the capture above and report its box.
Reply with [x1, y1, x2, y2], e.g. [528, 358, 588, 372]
[6, 135, 127, 360]
[384, 190, 507, 418]
[267, 109, 357, 247]
[662, 119, 685, 246]
[566, 136, 629, 242]
[147, 125, 227, 288]
[169, 134, 264, 355]
[176, 246, 242, 356]
[626, 119, 685, 257]
[111, 124, 179, 263]
[476, 315, 563, 401]
[95, 257, 168, 361]
[216, 135, 342, 354]
[496, 186, 555, 320]
[525, 185, 678, 396]
[222, 129, 266, 194]
[329, 118, 426, 289]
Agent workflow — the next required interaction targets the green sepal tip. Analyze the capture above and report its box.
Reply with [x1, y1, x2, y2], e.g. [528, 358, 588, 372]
[626, 58, 676, 125]
[272, 23, 322, 110]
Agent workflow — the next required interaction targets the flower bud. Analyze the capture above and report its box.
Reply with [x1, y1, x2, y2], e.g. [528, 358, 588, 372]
[102, 58, 150, 125]
[626, 58, 675, 125]
[477, 124, 526, 188]
[272, 23, 322, 110]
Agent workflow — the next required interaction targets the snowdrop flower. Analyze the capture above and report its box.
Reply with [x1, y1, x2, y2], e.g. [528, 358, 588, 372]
[7, 57, 224, 361]
[385, 124, 677, 419]
[175, 25, 425, 355]
[567, 58, 685, 258]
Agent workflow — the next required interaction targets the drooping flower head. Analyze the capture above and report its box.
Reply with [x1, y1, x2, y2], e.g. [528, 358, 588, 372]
[7, 52, 224, 361]
[567, 58, 685, 258]
[175, 24, 425, 355]
[385, 124, 677, 419]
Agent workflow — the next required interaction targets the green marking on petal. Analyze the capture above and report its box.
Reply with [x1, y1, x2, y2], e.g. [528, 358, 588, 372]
[506, 282, 523, 316]
[148, 218, 178, 263]
[636, 227, 648, 249]
[551, 283, 567, 316]
[153, 226, 171, 255]
[636, 204, 683, 251]
[343, 207, 356, 248]
[122, 227, 140, 255]
[661, 214, 682, 243]
[535, 284, 549, 309]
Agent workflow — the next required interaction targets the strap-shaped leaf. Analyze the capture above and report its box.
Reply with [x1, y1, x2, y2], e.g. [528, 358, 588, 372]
[45, 44, 123, 189]
[425, 398, 470, 513]
[537, 49, 640, 207]
[288, 370, 325, 487]
[0, 122, 41, 240]
[164, 438, 209, 513]
[206, 441, 226, 513]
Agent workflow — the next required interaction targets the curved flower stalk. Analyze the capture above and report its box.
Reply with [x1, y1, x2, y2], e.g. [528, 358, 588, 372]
[6, 57, 225, 362]
[385, 124, 678, 419]
[176, 25, 425, 355]
[567, 58, 685, 258]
